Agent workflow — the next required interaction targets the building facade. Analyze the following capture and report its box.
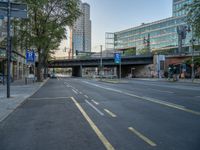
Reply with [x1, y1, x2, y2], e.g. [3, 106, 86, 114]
[109, 0, 199, 55]
[73, 2, 91, 53]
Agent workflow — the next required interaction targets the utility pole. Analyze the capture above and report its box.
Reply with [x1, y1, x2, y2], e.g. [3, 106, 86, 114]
[188, 26, 195, 81]
[100, 45, 103, 80]
[191, 38, 195, 81]
[7, 0, 11, 98]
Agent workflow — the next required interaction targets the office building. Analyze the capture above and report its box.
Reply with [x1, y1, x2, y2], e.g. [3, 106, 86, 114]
[107, 0, 199, 55]
[73, 2, 91, 53]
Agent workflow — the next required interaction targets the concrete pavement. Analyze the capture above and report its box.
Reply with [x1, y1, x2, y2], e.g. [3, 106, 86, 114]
[0, 79, 48, 122]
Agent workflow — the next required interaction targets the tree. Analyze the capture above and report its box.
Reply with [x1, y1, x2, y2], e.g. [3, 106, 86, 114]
[123, 48, 136, 56]
[185, 0, 200, 38]
[185, 57, 200, 68]
[137, 47, 150, 55]
[13, 0, 81, 81]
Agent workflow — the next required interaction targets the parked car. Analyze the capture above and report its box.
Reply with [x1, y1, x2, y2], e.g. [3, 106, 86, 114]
[50, 73, 56, 78]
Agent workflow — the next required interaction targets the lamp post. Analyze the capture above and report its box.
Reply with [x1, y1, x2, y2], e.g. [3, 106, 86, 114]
[190, 38, 195, 81]
[6, 0, 11, 98]
[100, 45, 103, 80]
[188, 25, 195, 81]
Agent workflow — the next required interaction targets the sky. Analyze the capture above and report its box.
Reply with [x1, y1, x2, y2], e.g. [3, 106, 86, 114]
[82, 0, 173, 52]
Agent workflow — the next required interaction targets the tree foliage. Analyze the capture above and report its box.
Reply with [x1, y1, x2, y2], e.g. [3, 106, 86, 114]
[185, 0, 200, 38]
[13, 0, 81, 81]
[123, 48, 136, 56]
[137, 47, 150, 55]
[185, 57, 200, 68]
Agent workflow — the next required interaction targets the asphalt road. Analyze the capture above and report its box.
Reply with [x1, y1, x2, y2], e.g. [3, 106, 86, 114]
[0, 77, 200, 150]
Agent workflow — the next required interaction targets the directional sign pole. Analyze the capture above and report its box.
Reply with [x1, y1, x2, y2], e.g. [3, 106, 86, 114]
[7, 0, 11, 98]
[119, 61, 121, 80]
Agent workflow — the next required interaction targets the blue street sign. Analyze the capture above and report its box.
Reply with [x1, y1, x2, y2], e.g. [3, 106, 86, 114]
[0, 15, 4, 19]
[26, 50, 35, 63]
[114, 53, 121, 64]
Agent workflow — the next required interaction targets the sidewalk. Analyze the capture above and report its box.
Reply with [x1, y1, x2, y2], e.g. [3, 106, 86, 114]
[0, 79, 48, 122]
[131, 78, 200, 84]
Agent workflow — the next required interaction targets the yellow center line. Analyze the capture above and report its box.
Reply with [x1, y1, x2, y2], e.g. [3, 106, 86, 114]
[104, 109, 117, 118]
[71, 97, 115, 150]
[128, 127, 157, 147]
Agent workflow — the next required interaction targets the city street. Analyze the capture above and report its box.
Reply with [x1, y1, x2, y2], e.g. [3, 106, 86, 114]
[0, 77, 200, 150]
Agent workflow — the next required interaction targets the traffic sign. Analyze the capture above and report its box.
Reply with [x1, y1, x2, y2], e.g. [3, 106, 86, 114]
[0, 1, 27, 18]
[114, 53, 121, 64]
[26, 50, 35, 63]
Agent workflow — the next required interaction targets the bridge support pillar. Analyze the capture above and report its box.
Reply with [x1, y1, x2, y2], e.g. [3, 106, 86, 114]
[72, 65, 82, 77]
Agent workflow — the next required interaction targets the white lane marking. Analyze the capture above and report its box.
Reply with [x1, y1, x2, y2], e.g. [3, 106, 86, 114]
[79, 91, 83, 94]
[104, 109, 117, 118]
[128, 127, 157, 147]
[84, 95, 89, 98]
[150, 88, 174, 94]
[72, 89, 78, 95]
[82, 81, 200, 116]
[71, 97, 115, 150]
[91, 99, 99, 105]
[85, 100, 104, 116]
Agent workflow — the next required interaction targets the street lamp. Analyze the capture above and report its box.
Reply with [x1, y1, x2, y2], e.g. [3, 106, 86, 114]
[190, 38, 195, 81]
[100, 45, 103, 80]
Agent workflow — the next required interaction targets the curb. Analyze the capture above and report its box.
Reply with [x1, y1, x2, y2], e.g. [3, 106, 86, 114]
[0, 78, 49, 123]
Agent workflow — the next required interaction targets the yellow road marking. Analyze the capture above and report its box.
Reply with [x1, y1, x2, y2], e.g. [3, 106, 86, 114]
[91, 99, 99, 105]
[104, 109, 117, 118]
[128, 127, 157, 147]
[71, 97, 115, 150]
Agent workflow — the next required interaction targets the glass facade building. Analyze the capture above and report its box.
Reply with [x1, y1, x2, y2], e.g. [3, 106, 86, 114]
[112, 0, 199, 55]
[73, 2, 91, 53]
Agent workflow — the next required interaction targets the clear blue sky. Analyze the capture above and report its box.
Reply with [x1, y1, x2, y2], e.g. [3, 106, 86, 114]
[82, 0, 172, 52]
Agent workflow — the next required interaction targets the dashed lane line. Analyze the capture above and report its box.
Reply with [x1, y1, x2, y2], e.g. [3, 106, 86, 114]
[128, 127, 157, 147]
[84, 95, 89, 98]
[85, 100, 104, 116]
[104, 109, 117, 118]
[91, 99, 99, 105]
[72, 89, 78, 95]
[82, 81, 200, 116]
[71, 97, 115, 150]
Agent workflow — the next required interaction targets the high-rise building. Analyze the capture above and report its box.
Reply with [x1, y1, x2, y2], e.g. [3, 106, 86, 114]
[73, 2, 91, 53]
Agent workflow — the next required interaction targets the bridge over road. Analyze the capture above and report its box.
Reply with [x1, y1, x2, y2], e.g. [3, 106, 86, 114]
[48, 55, 153, 77]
